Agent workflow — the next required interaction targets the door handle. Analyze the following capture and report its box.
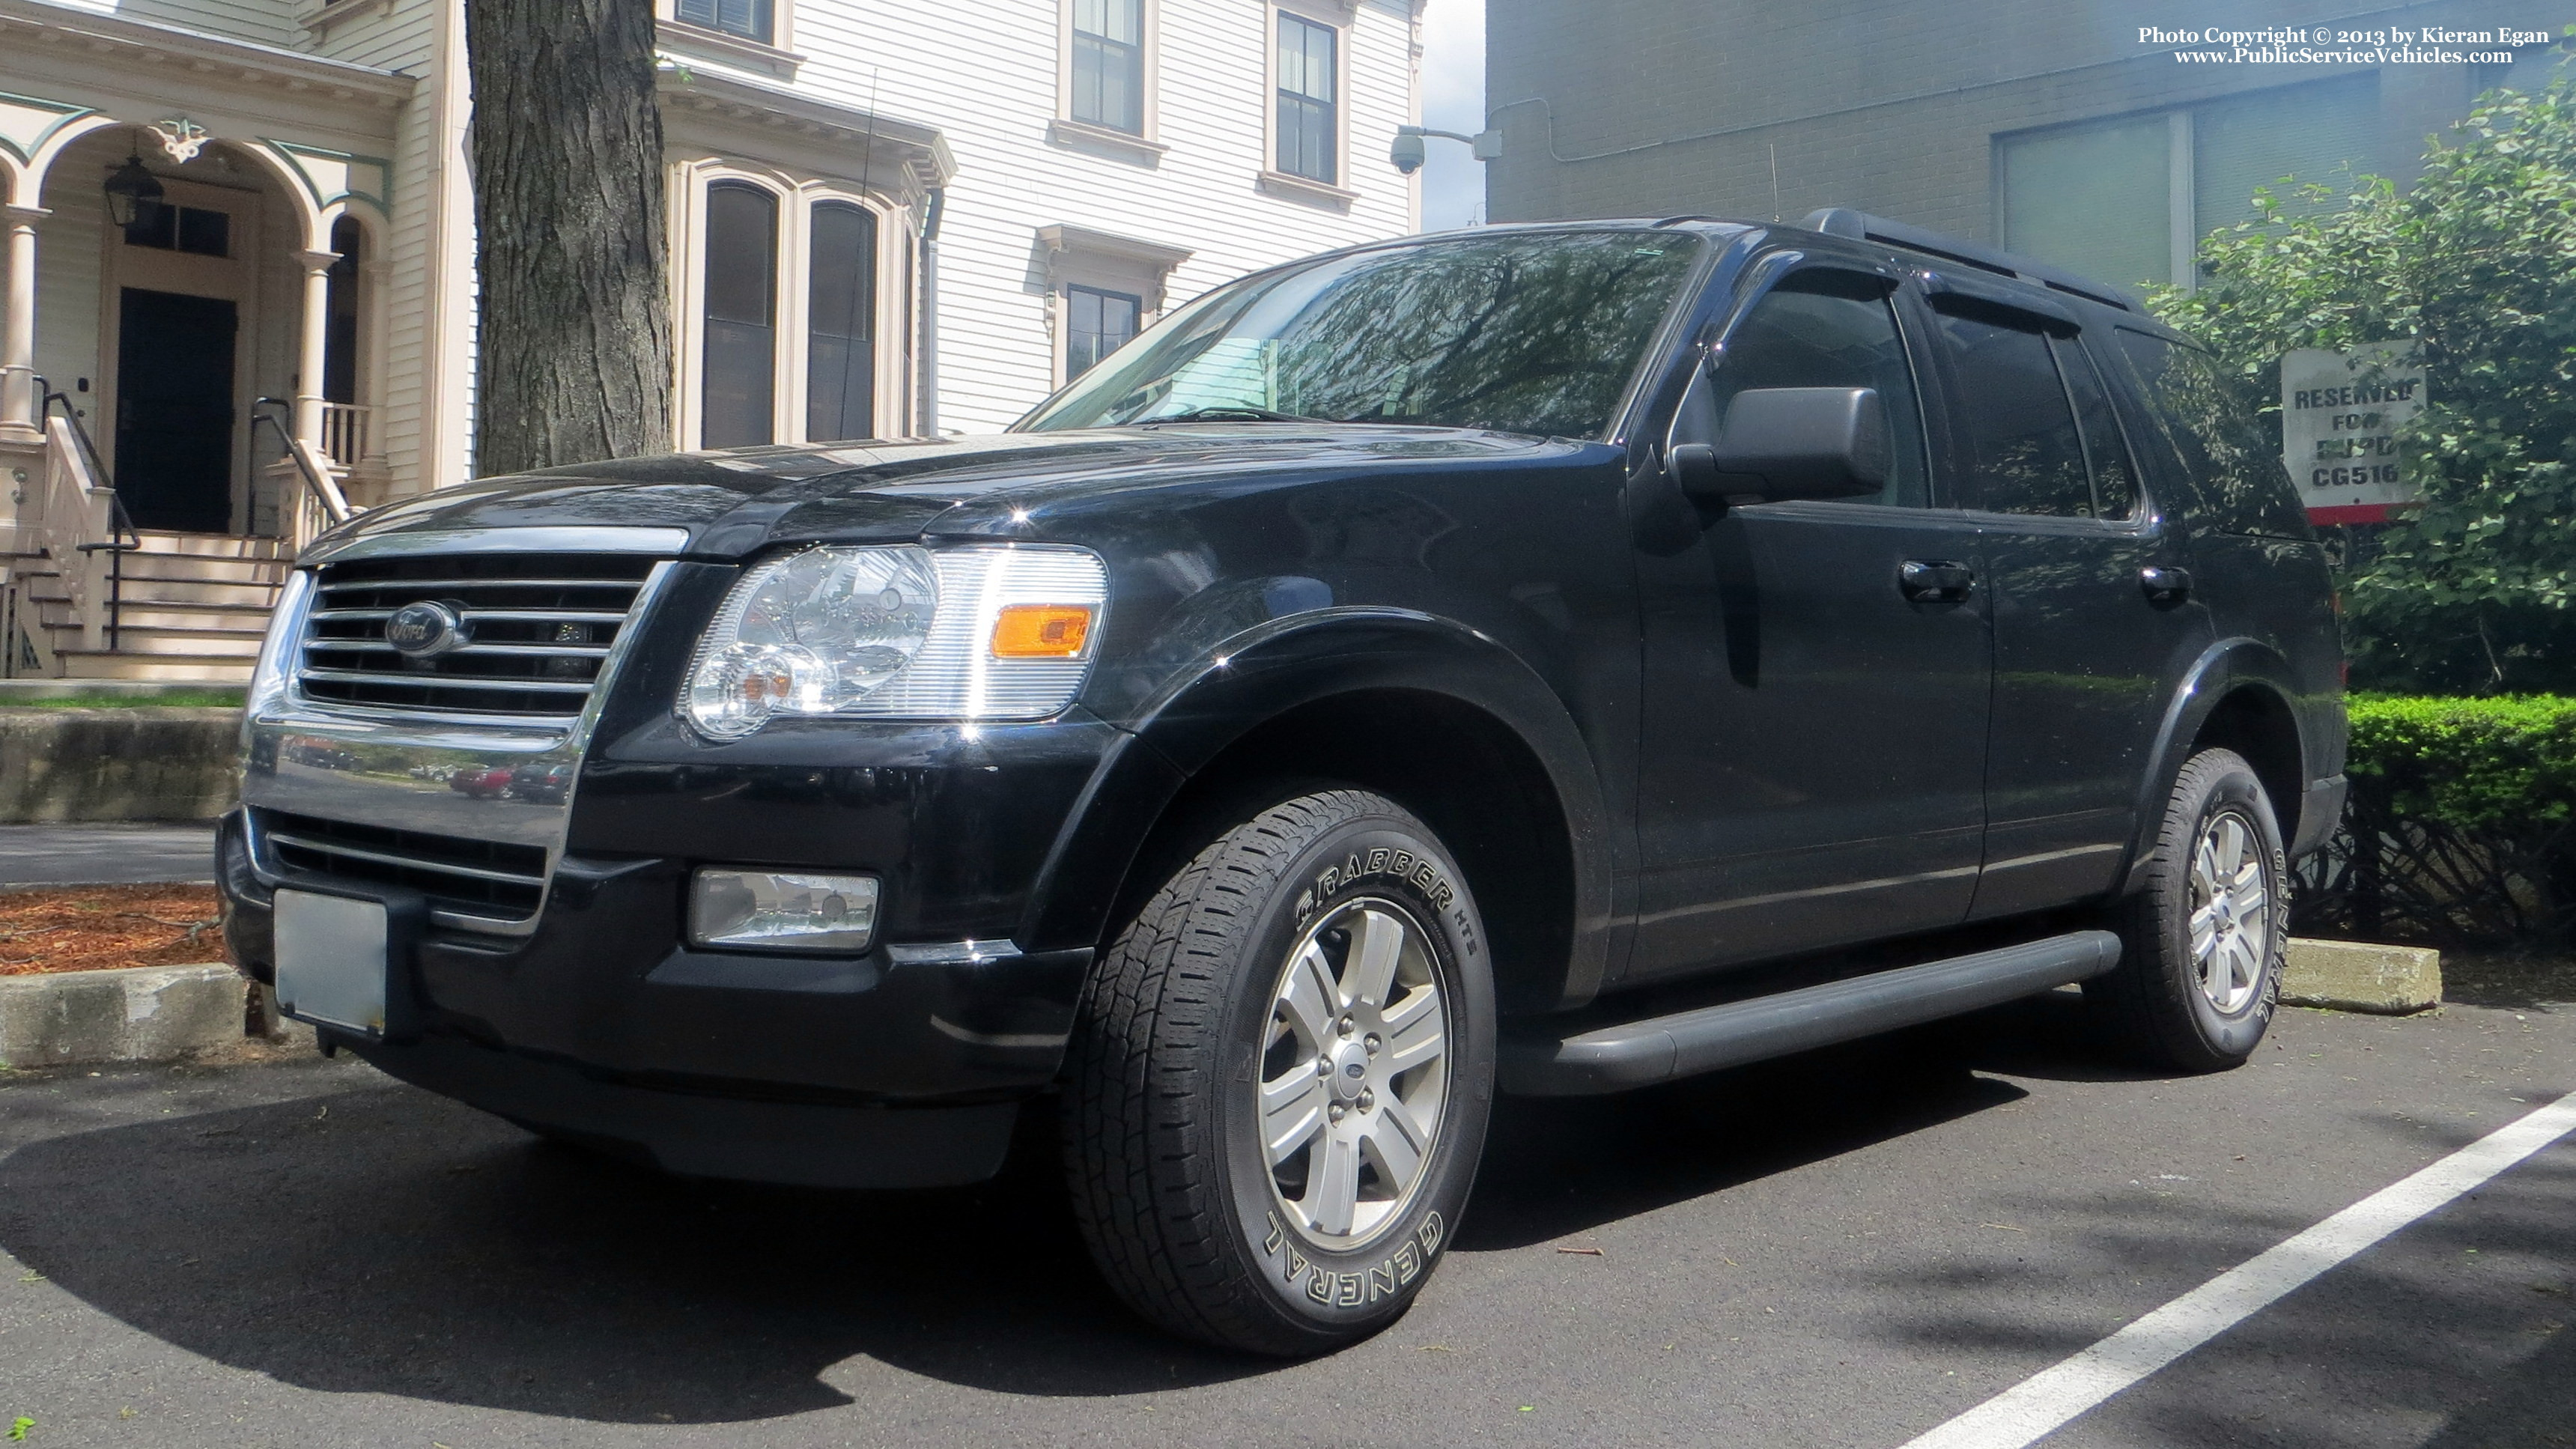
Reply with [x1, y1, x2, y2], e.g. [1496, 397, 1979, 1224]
[2140, 565, 2193, 603]
[1899, 559, 1975, 601]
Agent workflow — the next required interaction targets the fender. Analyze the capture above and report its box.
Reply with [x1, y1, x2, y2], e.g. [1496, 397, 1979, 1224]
[1015, 607, 1621, 1011]
[2115, 635, 2306, 896]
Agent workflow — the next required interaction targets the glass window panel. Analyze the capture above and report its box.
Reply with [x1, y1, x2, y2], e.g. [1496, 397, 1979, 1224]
[806, 202, 878, 442]
[1936, 311, 2092, 517]
[1702, 273, 1931, 508]
[2054, 335, 2139, 520]
[2110, 329, 2309, 538]
[702, 182, 777, 449]
[1025, 231, 1702, 440]
[176, 207, 229, 258]
[676, 0, 771, 43]
[1276, 13, 1337, 183]
[1997, 115, 2172, 291]
[2193, 76, 2377, 237]
[1066, 285, 1140, 380]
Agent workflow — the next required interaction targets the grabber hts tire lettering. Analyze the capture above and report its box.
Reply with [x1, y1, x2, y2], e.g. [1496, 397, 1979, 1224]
[1061, 789, 1497, 1355]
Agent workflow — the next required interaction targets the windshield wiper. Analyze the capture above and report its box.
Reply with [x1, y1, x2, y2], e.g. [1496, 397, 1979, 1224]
[1136, 405, 1335, 425]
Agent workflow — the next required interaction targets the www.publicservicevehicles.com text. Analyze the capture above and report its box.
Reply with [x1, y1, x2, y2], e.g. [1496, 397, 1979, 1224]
[2139, 23, 2551, 65]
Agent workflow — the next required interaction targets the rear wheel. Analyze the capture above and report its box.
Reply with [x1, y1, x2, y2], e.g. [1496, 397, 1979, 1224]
[2089, 747, 2287, 1071]
[1062, 789, 1495, 1355]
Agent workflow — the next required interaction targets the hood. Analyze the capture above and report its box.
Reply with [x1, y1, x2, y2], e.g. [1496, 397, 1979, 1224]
[302, 426, 1571, 561]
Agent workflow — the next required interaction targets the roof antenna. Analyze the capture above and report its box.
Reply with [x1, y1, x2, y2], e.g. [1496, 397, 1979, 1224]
[1769, 142, 1781, 221]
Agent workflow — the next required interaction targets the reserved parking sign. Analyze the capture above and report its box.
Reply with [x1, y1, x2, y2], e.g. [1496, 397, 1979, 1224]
[2279, 343, 2425, 524]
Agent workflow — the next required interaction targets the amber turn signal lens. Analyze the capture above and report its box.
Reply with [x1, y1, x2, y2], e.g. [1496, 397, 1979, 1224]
[991, 604, 1094, 657]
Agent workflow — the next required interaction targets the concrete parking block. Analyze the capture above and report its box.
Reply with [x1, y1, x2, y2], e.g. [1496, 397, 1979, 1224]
[0, 964, 246, 1068]
[2282, 936, 2442, 1014]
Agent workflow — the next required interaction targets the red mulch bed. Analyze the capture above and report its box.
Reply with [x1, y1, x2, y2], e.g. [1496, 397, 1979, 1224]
[0, 884, 231, 975]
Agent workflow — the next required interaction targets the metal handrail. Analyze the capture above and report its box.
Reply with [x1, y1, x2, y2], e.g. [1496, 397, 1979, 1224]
[34, 376, 139, 651]
[251, 398, 352, 529]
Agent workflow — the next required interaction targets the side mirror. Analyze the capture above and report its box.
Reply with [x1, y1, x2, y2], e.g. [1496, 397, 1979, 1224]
[1668, 386, 1890, 504]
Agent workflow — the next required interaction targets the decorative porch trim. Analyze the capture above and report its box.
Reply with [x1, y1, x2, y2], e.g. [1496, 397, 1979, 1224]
[0, 91, 98, 166]
[260, 139, 392, 216]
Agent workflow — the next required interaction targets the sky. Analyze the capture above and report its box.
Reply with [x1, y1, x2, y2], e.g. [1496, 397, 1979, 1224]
[1415, 0, 1486, 231]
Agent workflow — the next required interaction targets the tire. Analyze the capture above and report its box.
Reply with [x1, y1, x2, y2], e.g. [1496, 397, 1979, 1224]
[1062, 789, 1497, 1355]
[2088, 747, 2288, 1072]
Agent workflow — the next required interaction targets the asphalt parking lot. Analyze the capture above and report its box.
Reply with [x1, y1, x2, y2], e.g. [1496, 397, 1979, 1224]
[1, 987, 2569, 1449]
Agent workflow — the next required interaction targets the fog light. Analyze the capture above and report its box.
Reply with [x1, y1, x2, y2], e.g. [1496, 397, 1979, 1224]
[690, 869, 881, 952]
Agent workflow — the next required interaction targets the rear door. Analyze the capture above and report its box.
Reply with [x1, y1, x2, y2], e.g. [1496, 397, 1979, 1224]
[1626, 258, 1990, 982]
[1922, 292, 2214, 919]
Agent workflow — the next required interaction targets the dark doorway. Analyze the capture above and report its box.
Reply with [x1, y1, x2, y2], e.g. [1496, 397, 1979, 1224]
[115, 287, 238, 533]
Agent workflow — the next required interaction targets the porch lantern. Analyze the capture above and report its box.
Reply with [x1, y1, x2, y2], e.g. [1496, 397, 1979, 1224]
[103, 154, 164, 230]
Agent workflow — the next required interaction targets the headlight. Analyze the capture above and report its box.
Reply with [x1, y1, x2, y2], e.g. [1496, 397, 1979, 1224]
[242, 570, 314, 734]
[683, 544, 1109, 738]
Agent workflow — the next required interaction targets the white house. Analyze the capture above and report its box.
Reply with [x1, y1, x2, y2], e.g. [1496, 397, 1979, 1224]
[0, 0, 1425, 681]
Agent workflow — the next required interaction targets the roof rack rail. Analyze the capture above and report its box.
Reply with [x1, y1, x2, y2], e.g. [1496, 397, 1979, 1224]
[1798, 207, 2136, 312]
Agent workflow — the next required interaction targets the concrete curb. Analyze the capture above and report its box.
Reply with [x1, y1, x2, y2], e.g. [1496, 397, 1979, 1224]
[0, 708, 243, 823]
[0, 963, 251, 1068]
[2282, 937, 2443, 1015]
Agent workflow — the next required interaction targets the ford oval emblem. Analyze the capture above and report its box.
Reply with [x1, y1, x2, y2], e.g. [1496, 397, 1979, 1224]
[385, 600, 465, 658]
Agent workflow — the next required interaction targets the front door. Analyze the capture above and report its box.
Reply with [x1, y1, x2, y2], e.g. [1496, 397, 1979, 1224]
[113, 288, 238, 532]
[1627, 261, 1992, 983]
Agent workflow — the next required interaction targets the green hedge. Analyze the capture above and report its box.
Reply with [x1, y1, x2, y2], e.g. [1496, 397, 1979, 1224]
[2295, 693, 2576, 945]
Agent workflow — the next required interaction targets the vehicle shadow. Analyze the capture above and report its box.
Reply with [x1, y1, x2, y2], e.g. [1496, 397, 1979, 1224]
[0, 994, 2136, 1422]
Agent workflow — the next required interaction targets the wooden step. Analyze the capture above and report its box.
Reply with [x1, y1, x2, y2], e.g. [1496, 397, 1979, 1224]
[57, 575, 282, 608]
[40, 623, 263, 656]
[55, 651, 255, 682]
[116, 553, 293, 585]
[34, 599, 275, 634]
[130, 531, 291, 560]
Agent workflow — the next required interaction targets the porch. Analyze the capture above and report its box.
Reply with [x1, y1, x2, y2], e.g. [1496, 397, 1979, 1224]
[0, 12, 407, 682]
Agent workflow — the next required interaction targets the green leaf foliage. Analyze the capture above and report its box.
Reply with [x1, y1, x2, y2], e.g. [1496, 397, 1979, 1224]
[2151, 71, 2576, 691]
[2299, 693, 2576, 944]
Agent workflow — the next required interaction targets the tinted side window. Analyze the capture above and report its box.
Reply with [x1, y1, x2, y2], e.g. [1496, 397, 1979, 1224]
[1707, 271, 1931, 508]
[1936, 310, 2091, 517]
[2054, 335, 2139, 520]
[2111, 329, 2311, 538]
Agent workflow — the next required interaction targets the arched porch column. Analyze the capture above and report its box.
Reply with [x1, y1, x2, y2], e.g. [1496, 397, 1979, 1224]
[1, 202, 43, 436]
[293, 246, 340, 449]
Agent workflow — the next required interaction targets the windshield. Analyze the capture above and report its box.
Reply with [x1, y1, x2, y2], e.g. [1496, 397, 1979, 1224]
[1018, 230, 1705, 438]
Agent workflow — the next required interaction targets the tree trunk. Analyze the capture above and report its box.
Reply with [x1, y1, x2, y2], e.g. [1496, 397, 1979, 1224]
[466, 0, 672, 476]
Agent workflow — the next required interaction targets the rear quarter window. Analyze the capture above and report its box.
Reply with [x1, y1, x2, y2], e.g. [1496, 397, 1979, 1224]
[2109, 329, 2311, 539]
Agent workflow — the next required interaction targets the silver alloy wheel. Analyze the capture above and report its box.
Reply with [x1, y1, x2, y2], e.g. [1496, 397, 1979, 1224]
[2189, 808, 2271, 1015]
[1258, 896, 1450, 1250]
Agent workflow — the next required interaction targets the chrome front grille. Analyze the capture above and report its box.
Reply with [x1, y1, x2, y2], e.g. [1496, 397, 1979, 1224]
[298, 553, 657, 717]
[255, 808, 550, 921]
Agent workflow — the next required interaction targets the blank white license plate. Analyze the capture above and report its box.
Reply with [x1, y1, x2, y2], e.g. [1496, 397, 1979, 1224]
[273, 890, 389, 1036]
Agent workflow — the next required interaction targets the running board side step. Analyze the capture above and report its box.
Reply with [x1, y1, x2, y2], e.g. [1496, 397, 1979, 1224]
[1500, 930, 2122, 1096]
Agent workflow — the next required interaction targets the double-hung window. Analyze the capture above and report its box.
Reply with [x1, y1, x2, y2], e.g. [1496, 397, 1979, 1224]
[1275, 11, 1338, 184]
[674, 0, 772, 44]
[1072, 0, 1146, 135]
[702, 181, 780, 449]
[1066, 285, 1140, 380]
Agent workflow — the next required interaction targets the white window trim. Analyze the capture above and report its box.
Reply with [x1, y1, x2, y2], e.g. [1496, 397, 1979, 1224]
[657, 0, 803, 79]
[1037, 223, 1194, 389]
[1260, 0, 1360, 207]
[1055, 0, 1164, 158]
[670, 158, 913, 449]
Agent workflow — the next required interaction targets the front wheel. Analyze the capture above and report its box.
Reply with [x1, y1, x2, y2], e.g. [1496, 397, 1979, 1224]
[1062, 789, 1496, 1355]
[2088, 747, 2288, 1072]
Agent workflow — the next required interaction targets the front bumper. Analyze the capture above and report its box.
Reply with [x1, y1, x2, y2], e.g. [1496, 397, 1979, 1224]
[222, 811, 1093, 1185]
[227, 536, 1121, 1188]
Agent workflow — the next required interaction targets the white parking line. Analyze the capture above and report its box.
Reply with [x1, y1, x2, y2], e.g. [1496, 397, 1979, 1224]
[1899, 1088, 2576, 1449]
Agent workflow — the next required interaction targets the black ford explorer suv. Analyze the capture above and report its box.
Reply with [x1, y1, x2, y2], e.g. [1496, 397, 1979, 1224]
[222, 209, 2344, 1357]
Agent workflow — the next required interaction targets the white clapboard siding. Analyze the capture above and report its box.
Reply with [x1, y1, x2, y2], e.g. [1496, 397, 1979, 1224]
[693, 0, 1423, 434]
[48, 0, 304, 51]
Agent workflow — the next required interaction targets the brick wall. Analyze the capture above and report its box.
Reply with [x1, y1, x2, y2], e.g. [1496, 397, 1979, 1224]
[1487, 0, 2576, 236]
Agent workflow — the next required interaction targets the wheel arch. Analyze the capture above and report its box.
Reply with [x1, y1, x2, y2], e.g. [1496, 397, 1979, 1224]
[1017, 610, 1617, 1015]
[2119, 637, 2310, 896]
